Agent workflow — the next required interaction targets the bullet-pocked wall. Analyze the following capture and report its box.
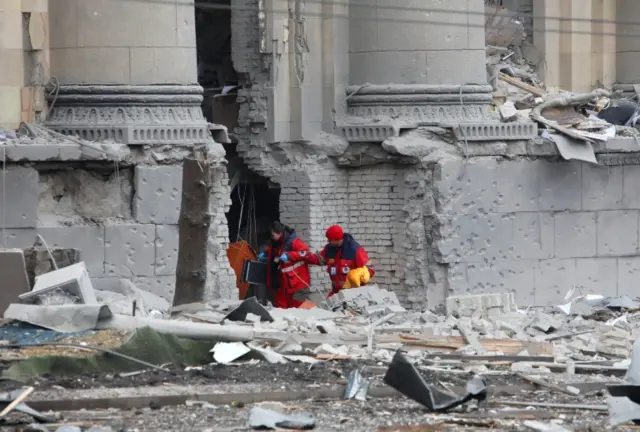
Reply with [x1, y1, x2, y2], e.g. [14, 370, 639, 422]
[431, 155, 640, 306]
[228, 0, 491, 301]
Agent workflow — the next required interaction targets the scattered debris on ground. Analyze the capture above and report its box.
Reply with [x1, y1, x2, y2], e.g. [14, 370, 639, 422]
[1, 267, 640, 430]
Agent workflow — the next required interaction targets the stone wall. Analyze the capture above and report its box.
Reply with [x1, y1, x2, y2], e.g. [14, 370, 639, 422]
[0, 161, 235, 302]
[432, 156, 640, 307]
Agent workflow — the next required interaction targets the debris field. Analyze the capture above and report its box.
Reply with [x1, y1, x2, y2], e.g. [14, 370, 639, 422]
[1, 267, 640, 431]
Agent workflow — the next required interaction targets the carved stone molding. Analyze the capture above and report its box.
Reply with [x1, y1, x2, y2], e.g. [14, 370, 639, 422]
[596, 152, 640, 166]
[45, 85, 212, 145]
[345, 84, 495, 123]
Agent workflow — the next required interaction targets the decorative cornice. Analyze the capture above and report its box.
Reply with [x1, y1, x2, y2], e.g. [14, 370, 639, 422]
[344, 84, 495, 124]
[45, 84, 212, 145]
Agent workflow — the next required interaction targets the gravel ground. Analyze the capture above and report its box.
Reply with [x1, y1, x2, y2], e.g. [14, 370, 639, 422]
[0, 360, 630, 430]
[1, 360, 527, 393]
[1, 393, 635, 432]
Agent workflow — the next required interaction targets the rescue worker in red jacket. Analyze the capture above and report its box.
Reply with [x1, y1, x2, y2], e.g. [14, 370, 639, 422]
[306, 225, 375, 298]
[257, 221, 312, 308]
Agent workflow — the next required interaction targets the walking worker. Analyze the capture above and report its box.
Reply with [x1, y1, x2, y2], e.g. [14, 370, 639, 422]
[306, 224, 375, 297]
[257, 221, 312, 308]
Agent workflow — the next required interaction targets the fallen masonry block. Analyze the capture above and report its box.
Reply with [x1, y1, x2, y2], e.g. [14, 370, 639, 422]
[324, 284, 402, 313]
[19, 262, 97, 306]
[446, 293, 517, 318]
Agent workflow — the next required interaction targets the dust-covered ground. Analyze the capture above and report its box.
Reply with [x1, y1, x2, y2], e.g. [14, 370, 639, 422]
[1, 393, 634, 432]
[0, 361, 527, 392]
[0, 361, 631, 431]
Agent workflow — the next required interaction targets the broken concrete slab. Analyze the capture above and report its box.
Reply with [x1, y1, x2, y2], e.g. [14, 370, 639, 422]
[499, 101, 518, 122]
[530, 312, 562, 334]
[3, 303, 113, 333]
[20, 262, 97, 305]
[324, 285, 401, 314]
[247, 406, 315, 430]
[446, 293, 517, 318]
[0, 249, 30, 315]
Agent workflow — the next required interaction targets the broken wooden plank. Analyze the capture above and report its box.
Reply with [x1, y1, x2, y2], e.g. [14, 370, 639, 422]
[424, 354, 554, 363]
[491, 400, 608, 411]
[0, 386, 34, 418]
[522, 361, 628, 376]
[515, 373, 580, 396]
[498, 72, 546, 97]
[399, 335, 553, 356]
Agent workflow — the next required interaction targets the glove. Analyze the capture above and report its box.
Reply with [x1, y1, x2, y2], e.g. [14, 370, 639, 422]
[258, 252, 267, 261]
[278, 253, 289, 263]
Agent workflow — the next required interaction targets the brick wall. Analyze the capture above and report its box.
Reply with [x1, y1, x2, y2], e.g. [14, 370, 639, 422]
[433, 157, 640, 306]
[345, 166, 403, 289]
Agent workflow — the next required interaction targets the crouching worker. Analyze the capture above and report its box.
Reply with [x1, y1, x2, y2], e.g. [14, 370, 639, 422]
[306, 225, 375, 298]
[257, 221, 312, 308]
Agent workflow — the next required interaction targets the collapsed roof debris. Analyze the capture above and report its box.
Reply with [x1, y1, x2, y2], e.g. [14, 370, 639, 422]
[485, 7, 640, 165]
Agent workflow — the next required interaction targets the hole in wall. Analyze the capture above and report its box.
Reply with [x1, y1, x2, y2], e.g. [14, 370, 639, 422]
[195, 0, 239, 131]
[224, 145, 280, 253]
[37, 164, 134, 225]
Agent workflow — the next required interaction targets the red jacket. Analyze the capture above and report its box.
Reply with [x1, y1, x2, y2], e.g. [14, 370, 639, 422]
[306, 233, 375, 295]
[265, 229, 312, 294]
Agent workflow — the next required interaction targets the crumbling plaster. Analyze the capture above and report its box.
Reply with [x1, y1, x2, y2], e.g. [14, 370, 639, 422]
[0, 144, 236, 303]
[227, 0, 492, 305]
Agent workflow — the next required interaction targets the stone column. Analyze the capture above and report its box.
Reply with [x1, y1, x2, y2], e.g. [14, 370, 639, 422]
[46, 0, 207, 144]
[345, 0, 493, 126]
[0, 1, 25, 129]
[534, 0, 615, 93]
[615, 0, 639, 95]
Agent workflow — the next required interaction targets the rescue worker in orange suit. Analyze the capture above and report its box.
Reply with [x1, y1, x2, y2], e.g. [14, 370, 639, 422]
[306, 225, 376, 298]
[257, 221, 313, 308]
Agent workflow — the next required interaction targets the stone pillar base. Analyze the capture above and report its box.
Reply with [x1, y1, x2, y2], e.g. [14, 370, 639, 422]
[45, 85, 210, 145]
[345, 84, 495, 124]
[334, 84, 539, 143]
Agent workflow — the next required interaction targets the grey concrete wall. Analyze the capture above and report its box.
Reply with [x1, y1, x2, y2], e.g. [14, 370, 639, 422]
[349, 0, 486, 85]
[0, 163, 235, 302]
[49, 0, 197, 84]
[432, 157, 640, 306]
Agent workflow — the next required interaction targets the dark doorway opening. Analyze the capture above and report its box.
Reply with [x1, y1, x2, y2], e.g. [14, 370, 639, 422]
[224, 145, 280, 254]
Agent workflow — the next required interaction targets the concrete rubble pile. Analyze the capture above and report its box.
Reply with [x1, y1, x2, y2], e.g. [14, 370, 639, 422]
[485, 3, 640, 166]
[5, 258, 640, 428]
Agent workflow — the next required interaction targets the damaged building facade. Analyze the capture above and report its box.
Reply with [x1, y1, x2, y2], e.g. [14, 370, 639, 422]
[1, 0, 640, 308]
